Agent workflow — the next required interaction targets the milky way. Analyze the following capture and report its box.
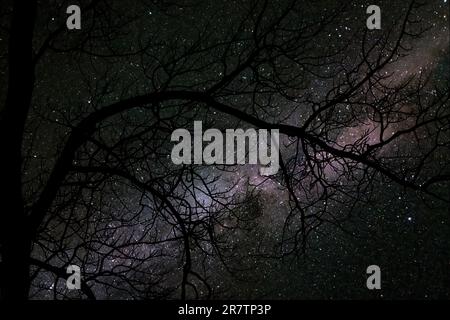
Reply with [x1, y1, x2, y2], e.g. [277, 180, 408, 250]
[1, 0, 448, 300]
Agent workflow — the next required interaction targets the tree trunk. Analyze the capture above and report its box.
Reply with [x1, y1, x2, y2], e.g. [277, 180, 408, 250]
[0, 0, 37, 300]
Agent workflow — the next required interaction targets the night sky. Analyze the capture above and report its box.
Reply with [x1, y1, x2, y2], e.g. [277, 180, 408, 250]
[0, 0, 449, 300]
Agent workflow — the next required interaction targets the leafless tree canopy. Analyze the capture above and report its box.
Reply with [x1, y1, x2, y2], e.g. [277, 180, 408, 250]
[0, 0, 449, 299]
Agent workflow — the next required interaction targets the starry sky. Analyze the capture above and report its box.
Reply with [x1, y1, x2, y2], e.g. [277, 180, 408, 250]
[1, 0, 449, 299]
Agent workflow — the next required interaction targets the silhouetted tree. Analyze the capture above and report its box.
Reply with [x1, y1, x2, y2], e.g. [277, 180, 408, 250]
[0, 0, 448, 299]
